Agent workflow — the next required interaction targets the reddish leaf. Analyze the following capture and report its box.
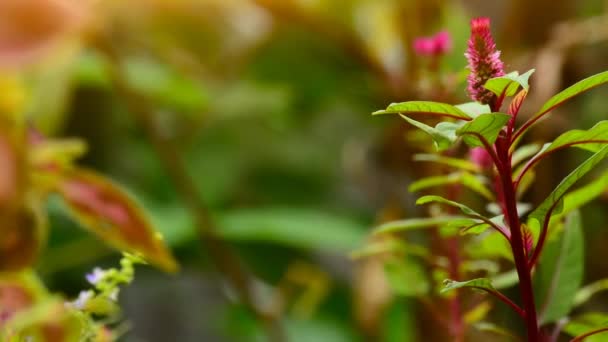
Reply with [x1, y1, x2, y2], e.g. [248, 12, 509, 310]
[58, 168, 178, 272]
[0, 0, 87, 68]
[522, 224, 534, 258]
[0, 205, 45, 271]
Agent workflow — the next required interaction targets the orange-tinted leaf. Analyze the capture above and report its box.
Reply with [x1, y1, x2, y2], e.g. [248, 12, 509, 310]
[2, 298, 82, 341]
[0, 0, 87, 68]
[0, 205, 46, 271]
[0, 271, 46, 329]
[58, 168, 178, 272]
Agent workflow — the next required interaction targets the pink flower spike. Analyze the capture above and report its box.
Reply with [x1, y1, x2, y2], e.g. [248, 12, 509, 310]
[469, 147, 493, 170]
[432, 31, 452, 54]
[413, 30, 453, 56]
[413, 37, 435, 56]
[465, 17, 505, 105]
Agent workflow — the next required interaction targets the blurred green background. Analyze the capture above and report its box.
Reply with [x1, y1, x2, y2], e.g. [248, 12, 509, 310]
[4, 0, 608, 340]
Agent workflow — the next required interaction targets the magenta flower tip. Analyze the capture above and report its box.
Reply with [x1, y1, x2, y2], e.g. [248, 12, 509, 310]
[413, 30, 452, 56]
[465, 17, 505, 104]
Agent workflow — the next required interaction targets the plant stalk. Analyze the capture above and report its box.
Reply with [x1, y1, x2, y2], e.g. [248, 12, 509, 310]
[496, 136, 540, 341]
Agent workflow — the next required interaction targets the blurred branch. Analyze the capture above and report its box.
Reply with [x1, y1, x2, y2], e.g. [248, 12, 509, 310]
[92, 34, 285, 342]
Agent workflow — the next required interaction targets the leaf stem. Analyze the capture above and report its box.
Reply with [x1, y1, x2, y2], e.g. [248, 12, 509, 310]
[570, 327, 608, 342]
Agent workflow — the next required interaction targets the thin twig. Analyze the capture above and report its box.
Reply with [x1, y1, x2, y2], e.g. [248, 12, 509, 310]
[93, 35, 285, 342]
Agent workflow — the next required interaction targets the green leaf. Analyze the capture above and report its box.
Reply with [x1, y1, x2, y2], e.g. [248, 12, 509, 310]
[535, 210, 584, 324]
[456, 113, 511, 147]
[511, 143, 541, 167]
[460, 215, 503, 235]
[416, 195, 481, 217]
[373, 216, 473, 235]
[563, 313, 608, 342]
[473, 322, 522, 341]
[526, 122, 608, 168]
[125, 58, 208, 115]
[528, 145, 608, 227]
[461, 172, 494, 200]
[558, 170, 608, 220]
[413, 154, 479, 172]
[491, 269, 519, 289]
[484, 69, 535, 97]
[408, 173, 460, 192]
[574, 278, 608, 307]
[385, 258, 429, 296]
[399, 115, 460, 151]
[455, 102, 491, 118]
[441, 278, 496, 294]
[525, 71, 608, 131]
[373, 101, 472, 120]
[216, 208, 366, 252]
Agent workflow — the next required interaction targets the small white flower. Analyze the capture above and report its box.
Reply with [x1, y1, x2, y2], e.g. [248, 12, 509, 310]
[70, 290, 93, 310]
[86, 267, 106, 285]
[109, 288, 120, 301]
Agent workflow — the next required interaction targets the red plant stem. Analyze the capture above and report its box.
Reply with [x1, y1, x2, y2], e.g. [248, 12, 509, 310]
[495, 136, 540, 341]
[480, 287, 525, 318]
[447, 236, 464, 342]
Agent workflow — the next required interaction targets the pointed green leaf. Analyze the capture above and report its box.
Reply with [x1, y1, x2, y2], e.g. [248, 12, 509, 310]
[558, 170, 608, 220]
[535, 210, 584, 324]
[563, 313, 608, 342]
[525, 71, 608, 132]
[484, 69, 535, 97]
[416, 195, 481, 217]
[408, 173, 461, 192]
[413, 154, 479, 172]
[457, 113, 510, 147]
[528, 145, 608, 226]
[373, 101, 472, 120]
[373, 216, 474, 235]
[441, 278, 496, 294]
[455, 102, 491, 118]
[526, 121, 608, 170]
[473, 322, 522, 341]
[538, 70, 608, 116]
[460, 215, 504, 235]
[399, 115, 460, 151]
[574, 278, 608, 307]
[511, 143, 541, 167]
[461, 172, 494, 200]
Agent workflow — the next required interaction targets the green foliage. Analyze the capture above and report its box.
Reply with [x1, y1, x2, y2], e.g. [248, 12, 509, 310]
[456, 113, 510, 147]
[534, 210, 584, 324]
[484, 69, 534, 97]
[416, 195, 482, 217]
[373, 216, 472, 235]
[563, 313, 608, 342]
[528, 145, 608, 227]
[399, 115, 460, 151]
[441, 278, 496, 294]
[384, 258, 429, 296]
[522, 70, 608, 133]
[373, 101, 472, 120]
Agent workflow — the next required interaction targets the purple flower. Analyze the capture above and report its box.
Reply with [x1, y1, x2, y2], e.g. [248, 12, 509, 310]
[69, 290, 93, 310]
[86, 267, 106, 285]
[465, 17, 505, 104]
[413, 31, 452, 56]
